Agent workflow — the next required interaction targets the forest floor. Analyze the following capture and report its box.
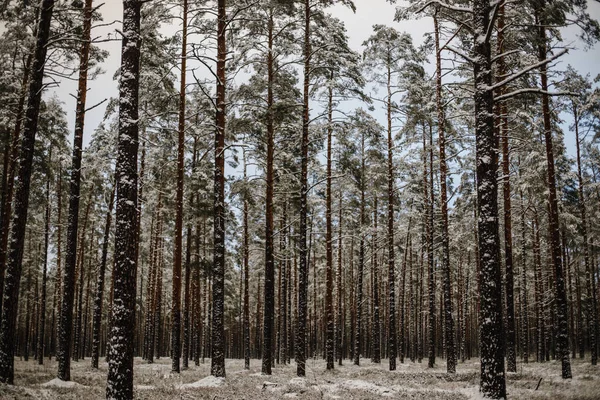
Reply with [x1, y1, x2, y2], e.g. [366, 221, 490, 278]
[0, 355, 599, 399]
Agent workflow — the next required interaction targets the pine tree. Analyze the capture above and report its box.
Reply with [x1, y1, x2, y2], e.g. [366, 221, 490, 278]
[0, 0, 55, 384]
[106, 0, 141, 397]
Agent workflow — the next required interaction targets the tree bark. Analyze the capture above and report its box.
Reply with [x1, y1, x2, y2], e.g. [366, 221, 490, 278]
[262, 8, 275, 375]
[573, 103, 597, 365]
[536, 4, 572, 379]
[296, 0, 310, 378]
[57, 0, 93, 380]
[106, 0, 141, 397]
[38, 167, 51, 364]
[0, 0, 55, 384]
[433, 11, 456, 373]
[473, 0, 506, 395]
[91, 185, 115, 368]
[325, 80, 334, 370]
[211, 0, 227, 378]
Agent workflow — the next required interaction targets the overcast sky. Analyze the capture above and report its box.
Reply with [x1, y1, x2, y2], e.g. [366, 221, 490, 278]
[51, 0, 600, 154]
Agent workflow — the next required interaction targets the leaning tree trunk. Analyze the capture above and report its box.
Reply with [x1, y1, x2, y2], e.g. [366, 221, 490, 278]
[0, 0, 55, 384]
[296, 0, 311, 378]
[91, 185, 115, 369]
[57, 0, 93, 381]
[536, 4, 572, 379]
[105, 0, 141, 397]
[211, 0, 227, 378]
[473, 0, 506, 396]
[171, 0, 187, 374]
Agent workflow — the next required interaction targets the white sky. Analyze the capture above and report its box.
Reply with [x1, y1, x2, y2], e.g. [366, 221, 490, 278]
[50, 0, 600, 155]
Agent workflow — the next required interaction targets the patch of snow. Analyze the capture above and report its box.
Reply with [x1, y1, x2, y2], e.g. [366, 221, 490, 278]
[135, 385, 155, 390]
[289, 377, 307, 386]
[179, 375, 225, 389]
[41, 378, 84, 388]
[459, 386, 488, 400]
[339, 379, 394, 396]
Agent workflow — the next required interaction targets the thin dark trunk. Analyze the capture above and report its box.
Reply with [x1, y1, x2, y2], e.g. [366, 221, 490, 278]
[211, 0, 226, 378]
[296, 0, 310, 378]
[336, 192, 343, 366]
[38, 168, 51, 364]
[573, 104, 597, 365]
[325, 79, 334, 370]
[171, 0, 187, 374]
[57, 0, 93, 380]
[387, 59, 397, 372]
[434, 11, 455, 373]
[92, 185, 115, 368]
[262, 8, 275, 375]
[536, 5, 571, 379]
[372, 196, 381, 363]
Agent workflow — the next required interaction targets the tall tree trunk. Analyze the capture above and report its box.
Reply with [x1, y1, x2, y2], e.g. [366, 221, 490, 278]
[573, 103, 597, 365]
[211, 0, 227, 378]
[0, 0, 55, 384]
[106, 0, 141, 397]
[262, 8, 275, 375]
[372, 196, 381, 363]
[494, 2, 516, 373]
[296, 0, 310, 378]
[171, 0, 187, 374]
[536, 4, 572, 379]
[426, 122, 436, 369]
[473, 0, 506, 395]
[91, 185, 115, 369]
[0, 52, 33, 315]
[242, 150, 250, 369]
[354, 131, 366, 366]
[57, 0, 93, 380]
[387, 59, 397, 372]
[336, 192, 344, 366]
[38, 167, 51, 364]
[433, 11, 456, 373]
[325, 80, 334, 370]
[473, 0, 506, 399]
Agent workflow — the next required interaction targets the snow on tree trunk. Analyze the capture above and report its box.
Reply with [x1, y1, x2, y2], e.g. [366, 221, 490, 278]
[325, 84, 335, 370]
[57, 0, 93, 380]
[473, 0, 506, 395]
[105, 0, 141, 397]
[296, 0, 310, 378]
[0, 0, 55, 384]
[211, 0, 227, 378]
[262, 9, 275, 376]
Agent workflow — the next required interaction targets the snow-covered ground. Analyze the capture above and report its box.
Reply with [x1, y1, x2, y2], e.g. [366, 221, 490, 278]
[0, 356, 598, 399]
